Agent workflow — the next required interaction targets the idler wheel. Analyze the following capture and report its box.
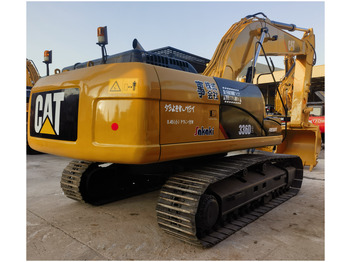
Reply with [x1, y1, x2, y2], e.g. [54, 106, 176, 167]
[196, 194, 219, 231]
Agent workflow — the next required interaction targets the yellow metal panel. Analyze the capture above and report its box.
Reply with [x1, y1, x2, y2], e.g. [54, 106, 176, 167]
[156, 67, 220, 104]
[155, 67, 220, 146]
[160, 136, 283, 162]
[28, 63, 161, 164]
[160, 101, 219, 144]
[93, 99, 159, 147]
[31, 63, 160, 99]
[28, 62, 285, 165]
[29, 136, 160, 164]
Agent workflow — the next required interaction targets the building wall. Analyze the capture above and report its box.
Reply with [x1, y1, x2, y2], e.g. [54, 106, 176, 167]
[255, 65, 324, 105]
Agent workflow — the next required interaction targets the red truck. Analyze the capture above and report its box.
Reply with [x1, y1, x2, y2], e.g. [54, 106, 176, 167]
[308, 102, 325, 143]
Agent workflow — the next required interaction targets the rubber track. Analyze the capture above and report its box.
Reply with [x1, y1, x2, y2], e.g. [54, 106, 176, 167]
[156, 153, 303, 248]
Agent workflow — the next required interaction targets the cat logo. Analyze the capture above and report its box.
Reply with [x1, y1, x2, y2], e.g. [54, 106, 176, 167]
[34, 92, 64, 135]
[30, 88, 79, 141]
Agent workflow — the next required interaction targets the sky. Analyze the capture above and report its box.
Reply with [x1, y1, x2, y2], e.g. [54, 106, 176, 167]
[27, 1, 325, 76]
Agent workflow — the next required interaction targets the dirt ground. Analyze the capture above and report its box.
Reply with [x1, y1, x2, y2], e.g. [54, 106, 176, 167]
[26, 151, 325, 260]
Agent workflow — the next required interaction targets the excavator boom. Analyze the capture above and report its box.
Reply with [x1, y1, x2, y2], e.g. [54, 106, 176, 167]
[203, 13, 321, 169]
[203, 15, 309, 80]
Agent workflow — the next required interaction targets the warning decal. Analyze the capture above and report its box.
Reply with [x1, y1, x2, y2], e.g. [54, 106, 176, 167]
[109, 78, 138, 94]
[110, 81, 121, 92]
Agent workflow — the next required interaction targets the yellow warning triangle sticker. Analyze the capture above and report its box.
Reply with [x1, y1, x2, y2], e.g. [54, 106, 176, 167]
[110, 81, 121, 92]
[40, 117, 56, 135]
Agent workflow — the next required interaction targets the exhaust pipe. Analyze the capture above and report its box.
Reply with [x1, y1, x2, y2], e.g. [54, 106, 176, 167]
[132, 39, 145, 51]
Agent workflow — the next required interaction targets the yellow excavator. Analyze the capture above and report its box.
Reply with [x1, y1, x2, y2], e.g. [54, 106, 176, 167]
[27, 52, 53, 153]
[26, 59, 41, 153]
[28, 13, 321, 247]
